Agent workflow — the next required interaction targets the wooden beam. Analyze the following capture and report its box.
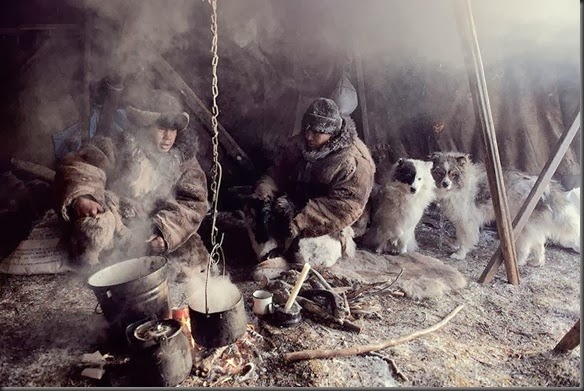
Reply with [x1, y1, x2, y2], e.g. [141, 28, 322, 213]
[453, 0, 519, 285]
[354, 46, 371, 145]
[153, 57, 255, 173]
[81, 15, 91, 142]
[0, 24, 81, 35]
[478, 112, 581, 283]
[553, 319, 580, 353]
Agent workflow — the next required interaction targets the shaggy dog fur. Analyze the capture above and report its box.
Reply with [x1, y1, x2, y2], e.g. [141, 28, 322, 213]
[361, 158, 436, 255]
[430, 151, 581, 265]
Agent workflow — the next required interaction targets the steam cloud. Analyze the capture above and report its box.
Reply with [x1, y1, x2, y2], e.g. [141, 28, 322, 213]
[187, 272, 242, 313]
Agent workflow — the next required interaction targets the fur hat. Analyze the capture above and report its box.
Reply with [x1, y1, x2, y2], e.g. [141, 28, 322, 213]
[301, 98, 343, 135]
[125, 89, 190, 131]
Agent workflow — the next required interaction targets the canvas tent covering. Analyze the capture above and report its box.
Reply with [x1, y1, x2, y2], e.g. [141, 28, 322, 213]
[0, 0, 580, 186]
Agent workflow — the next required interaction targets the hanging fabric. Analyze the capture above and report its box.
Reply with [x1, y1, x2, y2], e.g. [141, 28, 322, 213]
[330, 71, 358, 116]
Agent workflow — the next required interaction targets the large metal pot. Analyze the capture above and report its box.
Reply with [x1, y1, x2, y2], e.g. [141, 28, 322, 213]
[188, 292, 247, 348]
[127, 318, 193, 387]
[87, 256, 171, 333]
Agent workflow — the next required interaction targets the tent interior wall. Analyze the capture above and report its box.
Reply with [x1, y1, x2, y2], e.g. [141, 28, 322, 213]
[0, 0, 580, 198]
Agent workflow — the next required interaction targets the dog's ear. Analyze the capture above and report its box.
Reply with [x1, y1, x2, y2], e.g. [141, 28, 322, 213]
[428, 152, 441, 168]
[456, 154, 470, 167]
[425, 160, 434, 170]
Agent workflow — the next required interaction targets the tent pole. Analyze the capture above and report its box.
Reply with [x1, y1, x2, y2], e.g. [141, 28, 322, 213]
[478, 112, 581, 283]
[453, 0, 519, 285]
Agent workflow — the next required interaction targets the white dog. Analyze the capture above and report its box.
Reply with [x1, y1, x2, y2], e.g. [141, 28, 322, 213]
[430, 151, 580, 265]
[361, 158, 436, 255]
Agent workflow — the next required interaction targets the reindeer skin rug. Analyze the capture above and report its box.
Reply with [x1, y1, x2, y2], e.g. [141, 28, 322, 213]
[327, 250, 468, 300]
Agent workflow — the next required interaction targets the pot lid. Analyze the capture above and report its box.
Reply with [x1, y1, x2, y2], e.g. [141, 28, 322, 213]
[133, 319, 181, 341]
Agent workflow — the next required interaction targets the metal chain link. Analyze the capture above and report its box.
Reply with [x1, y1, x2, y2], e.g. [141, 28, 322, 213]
[205, 0, 225, 314]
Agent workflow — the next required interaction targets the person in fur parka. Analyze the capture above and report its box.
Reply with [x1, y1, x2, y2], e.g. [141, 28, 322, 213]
[54, 89, 209, 278]
[251, 97, 376, 269]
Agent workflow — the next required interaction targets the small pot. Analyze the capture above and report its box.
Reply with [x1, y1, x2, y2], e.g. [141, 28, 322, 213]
[189, 293, 248, 348]
[270, 302, 302, 327]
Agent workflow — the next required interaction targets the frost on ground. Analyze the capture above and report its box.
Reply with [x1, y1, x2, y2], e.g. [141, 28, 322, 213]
[0, 209, 580, 387]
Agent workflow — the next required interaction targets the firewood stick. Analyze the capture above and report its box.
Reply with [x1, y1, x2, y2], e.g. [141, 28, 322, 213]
[283, 304, 464, 362]
[310, 268, 334, 292]
[296, 296, 361, 334]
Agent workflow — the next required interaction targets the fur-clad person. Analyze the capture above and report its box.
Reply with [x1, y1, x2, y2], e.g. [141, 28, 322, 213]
[249, 98, 375, 273]
[54, 89, 209, 277]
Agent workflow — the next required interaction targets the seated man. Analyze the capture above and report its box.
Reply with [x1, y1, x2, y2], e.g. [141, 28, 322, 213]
[54, 89, 209, 278]
[248, 97, 375, 277]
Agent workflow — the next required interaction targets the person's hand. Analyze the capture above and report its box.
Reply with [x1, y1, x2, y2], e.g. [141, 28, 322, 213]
[288, 220, 300, 239]
[73, 196, 104, 218]
[146, 234, 167, 254]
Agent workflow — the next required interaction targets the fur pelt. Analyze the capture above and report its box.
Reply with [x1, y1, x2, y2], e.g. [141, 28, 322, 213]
[54, 126, 209, 269]
[361, 158, 436, 254]
[253, 116, 376, 241]
[327, 250, 468, 300]
[430, 151, 580, 265]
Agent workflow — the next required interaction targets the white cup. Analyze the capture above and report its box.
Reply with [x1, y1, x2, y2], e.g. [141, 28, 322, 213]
[252, 290, 273, 316]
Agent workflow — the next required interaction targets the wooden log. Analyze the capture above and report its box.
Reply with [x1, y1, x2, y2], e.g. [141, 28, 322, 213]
[453, 0, 519, 285]
[283, 304, 464, 363]
[10, 158, 55, 183]
[152, 57, 255, 173]
[479, 112, 581, 283]
[553, 319, 580, 353]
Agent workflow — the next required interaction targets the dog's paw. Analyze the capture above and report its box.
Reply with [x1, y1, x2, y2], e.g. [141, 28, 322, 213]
[450, 250, 467, 260]
[527, 257, 545, 267]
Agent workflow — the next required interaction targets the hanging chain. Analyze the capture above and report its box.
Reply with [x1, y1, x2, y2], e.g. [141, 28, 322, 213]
[205, 0, 225, 314]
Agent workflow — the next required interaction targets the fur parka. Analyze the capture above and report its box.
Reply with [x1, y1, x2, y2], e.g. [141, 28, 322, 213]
[254, 117, 376, 240]
[54, 127, 209, 264]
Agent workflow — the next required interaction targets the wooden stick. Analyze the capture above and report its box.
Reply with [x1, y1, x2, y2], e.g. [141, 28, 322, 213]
[368, 352, 408, 382]
[453, 0, 519, 285]
[81, 12, 91, 142]
[479, 112, 581, 283]
[283, 304, 464, 362]
[553, 319, 580, 353]
[152, 56, 255, 172]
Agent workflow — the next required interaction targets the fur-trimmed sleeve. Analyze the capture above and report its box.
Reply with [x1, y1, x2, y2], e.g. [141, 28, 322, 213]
[291, 156, 375, 238]
[54, 136, 117, 221]
[152, 157, 209, 253]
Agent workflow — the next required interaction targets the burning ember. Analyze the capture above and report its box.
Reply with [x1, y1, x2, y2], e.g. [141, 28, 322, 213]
[192, 324, 266, 386]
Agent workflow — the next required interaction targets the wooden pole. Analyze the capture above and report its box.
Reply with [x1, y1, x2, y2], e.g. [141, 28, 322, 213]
[95, 76, 124, 137]
[152, 57, 255, 173]
[283, 304, 464, 362]
[553, 319, 580, 353]
[81, 14, 91, 142]
[478, 112, 581, 283]
[353, 45, 371, 145]
[453, 0, 519, 285]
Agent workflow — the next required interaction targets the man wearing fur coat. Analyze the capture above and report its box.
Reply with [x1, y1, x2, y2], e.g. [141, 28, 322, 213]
[54, 89, 209, 278]
[250, 97, 375, 275]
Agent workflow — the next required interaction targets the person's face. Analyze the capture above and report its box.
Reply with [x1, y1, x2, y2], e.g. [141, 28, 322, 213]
[151, 127, 177, 153]
[304, 130, 332, 150]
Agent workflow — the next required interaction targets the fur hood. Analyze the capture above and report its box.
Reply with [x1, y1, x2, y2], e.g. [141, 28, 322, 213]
[300, 116, 358, 162]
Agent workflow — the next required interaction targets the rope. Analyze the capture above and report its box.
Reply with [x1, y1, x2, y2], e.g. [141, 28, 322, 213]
[204, 0, 225, 315]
